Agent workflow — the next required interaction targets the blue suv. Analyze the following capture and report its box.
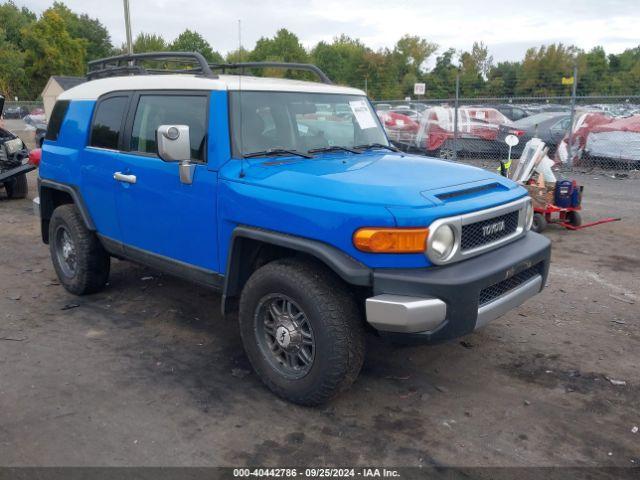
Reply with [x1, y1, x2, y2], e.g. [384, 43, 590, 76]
[36, 53, 550, 405]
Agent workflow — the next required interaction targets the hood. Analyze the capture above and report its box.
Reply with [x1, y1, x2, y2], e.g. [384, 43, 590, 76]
[231, 151, 519, 208]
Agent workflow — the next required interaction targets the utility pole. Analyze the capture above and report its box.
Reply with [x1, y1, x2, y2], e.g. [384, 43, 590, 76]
[123, 0, 133, 55]
[567, 64, 578, 167]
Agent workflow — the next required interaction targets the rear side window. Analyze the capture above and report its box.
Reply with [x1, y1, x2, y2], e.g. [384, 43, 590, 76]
[130, 95, 207, 161]
[90, 96, 128, 150]
[45, 100, 70, 141]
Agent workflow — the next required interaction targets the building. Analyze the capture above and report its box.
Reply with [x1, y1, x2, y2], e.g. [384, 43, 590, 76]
[41, 76, 86, 121]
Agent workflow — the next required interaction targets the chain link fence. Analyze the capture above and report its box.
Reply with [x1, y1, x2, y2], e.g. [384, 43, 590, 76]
[373, 88, 640, 179]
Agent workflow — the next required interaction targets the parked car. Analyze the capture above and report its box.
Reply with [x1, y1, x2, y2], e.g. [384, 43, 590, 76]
[584, 115, 640, 164]
[30, 107, 45, 116]
[415, 106, 512, 159]
[35, 52, 550, 405]
[2, 105, 29, 119]
[377, 110, 420, 145]
[490, 104, 530, 122]
[388, 108, 420, 121]
[497, 112, 571, 157]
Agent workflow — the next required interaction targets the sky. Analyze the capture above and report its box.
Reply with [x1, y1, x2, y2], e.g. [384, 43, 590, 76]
[20, 0, 640, 64]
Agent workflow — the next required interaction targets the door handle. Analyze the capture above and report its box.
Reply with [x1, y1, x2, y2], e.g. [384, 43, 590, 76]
[113, 172, 137, 184]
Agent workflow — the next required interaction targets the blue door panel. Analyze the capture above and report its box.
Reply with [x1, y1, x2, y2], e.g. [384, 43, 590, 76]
[79, 148, 123, 240]
[115, 155, 219, 271]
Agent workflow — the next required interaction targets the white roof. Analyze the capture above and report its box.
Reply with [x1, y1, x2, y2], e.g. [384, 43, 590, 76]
[58, 74, 365, 101]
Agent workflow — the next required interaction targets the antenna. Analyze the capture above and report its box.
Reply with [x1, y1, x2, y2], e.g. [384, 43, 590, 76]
[238, 19, 246, 179]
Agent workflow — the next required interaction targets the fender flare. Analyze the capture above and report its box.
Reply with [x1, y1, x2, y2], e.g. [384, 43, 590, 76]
[39, 179, 96, 242]
[222, 226, 372, 312]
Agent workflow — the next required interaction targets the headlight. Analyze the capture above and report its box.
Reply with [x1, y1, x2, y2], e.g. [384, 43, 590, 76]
[525, 200, 534, 231]
[429, 224, 455, 260]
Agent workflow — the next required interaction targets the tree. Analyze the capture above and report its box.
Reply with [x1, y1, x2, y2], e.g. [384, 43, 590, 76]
[46, 2, 112, 61]
[517, 43, 578, 96]
[311, 35, 368, 87]
[250, 29, 308, 78]
[0, 27, 27, 99]
[0, 1, 36, 49]
[21, 10, 85, 99]
[487, 61, 521, 97]
[170, 29, 223, 63]
[225, 47, 250, 63]
[133, 32, 167, 53]
[394, 34, 437, 75]
[425, 48, 458, 98]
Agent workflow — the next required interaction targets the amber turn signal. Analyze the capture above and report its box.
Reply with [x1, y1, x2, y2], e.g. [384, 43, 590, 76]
[353, 227, 429, 253]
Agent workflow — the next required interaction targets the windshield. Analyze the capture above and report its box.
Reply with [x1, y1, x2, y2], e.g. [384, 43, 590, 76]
[229, 91, 388, 157]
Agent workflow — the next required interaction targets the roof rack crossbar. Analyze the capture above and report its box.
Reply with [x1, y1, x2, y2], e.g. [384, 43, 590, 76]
[210, 62, 332, 85]
[87, 52, 216, 80]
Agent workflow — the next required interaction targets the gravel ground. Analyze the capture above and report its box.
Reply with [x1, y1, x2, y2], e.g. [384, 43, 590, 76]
[0, 168, 638, 468]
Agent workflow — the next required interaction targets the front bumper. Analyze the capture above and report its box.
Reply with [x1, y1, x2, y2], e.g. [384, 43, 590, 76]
[365, 232, 551, 343]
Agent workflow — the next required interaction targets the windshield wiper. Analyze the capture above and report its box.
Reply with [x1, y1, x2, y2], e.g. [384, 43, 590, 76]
[308, 145, 362, 154]
[354, 143, 400, 153]
[243, 148, 313, 159]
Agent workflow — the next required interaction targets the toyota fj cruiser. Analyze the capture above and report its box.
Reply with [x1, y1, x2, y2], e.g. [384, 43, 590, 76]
[35, 53, 551, 405]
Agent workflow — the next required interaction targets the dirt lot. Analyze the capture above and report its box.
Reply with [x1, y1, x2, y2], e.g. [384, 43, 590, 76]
[0, 169, 638, 468]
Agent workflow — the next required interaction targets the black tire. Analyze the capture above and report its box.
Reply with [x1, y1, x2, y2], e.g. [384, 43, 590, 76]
[49, 204, 110, 295]
[5, 174, 28, 199]
[567, 211, 582, 227]
[532, 212, 547, 233]
[438, 146, 455, 160]
[239, 258, 365, 405]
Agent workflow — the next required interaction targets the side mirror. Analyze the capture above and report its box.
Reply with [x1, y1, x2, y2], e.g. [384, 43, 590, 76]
[156, 125, 195, 185]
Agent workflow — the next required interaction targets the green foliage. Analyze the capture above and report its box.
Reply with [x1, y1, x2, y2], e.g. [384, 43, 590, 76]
[46, 2, 112, 60]
[170, 29, 223, 63]
[311, 35, 368, 87]
[250, 29, 309, 78]
[133, 32, 167, 53]
[0, 1, 36, 49]
[21, 10, 85, 99]
[394, 34, 438, 75]
[0, 27, 27, 99]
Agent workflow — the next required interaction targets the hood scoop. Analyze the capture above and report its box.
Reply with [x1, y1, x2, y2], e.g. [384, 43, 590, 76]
[422, 179, 512, 206]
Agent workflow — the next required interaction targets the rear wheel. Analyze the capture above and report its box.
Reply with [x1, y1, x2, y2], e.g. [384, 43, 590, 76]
[5, 174, 28, 199]
[239, 258, 365, 405]
[532, 213, 547, 233]
[49, 204, 110, 295]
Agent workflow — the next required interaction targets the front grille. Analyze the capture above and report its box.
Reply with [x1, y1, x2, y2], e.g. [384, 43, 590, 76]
[479, 263, 541, 306]
[461, 210, 519, 251]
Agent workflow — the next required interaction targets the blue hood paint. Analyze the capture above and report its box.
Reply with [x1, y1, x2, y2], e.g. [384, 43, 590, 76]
[227, 152, 515, 208]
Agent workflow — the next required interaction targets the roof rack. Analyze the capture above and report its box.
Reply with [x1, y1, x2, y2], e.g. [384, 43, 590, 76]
[87, 52, 216, 80]
[210, 62, 333, 85]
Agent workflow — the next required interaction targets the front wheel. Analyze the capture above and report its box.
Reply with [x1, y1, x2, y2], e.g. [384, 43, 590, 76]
[239, 258, 365, 405]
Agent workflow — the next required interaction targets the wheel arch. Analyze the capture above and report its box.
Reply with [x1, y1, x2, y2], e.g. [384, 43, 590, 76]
[39, 179, 95, 244]
[222, 226, 372, 315]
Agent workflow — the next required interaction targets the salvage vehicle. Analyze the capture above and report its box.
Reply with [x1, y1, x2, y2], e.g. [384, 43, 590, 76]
[34, 52, 551, 405]
[415, 106, 511, 159]
[497, 112, 572, 157]
[0, 95, 32, 199]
